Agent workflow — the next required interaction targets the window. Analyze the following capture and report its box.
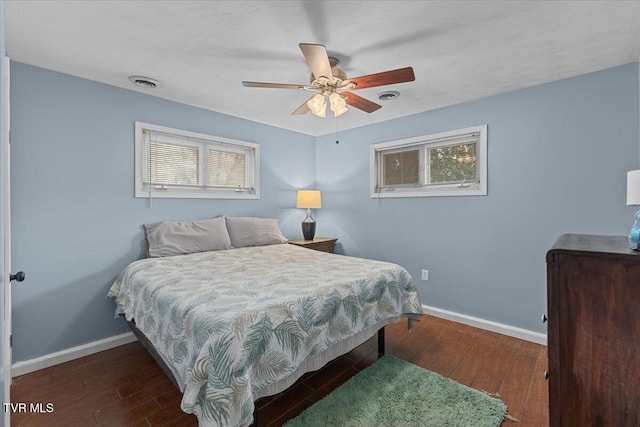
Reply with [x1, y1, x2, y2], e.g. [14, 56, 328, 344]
[135, 122, 259, 199]
[371, 125, 487, 198]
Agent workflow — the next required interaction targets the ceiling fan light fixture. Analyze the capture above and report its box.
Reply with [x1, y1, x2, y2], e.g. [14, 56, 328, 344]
[243, 43, 415, 117]
[329, 93, 348, 117]
[332, 104, 347, 117]
[307, 93, 327, 117]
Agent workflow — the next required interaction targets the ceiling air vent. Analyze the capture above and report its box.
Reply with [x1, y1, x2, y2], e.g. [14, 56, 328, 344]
[128, 75, 161, 89]
[378, 91, 400, 101]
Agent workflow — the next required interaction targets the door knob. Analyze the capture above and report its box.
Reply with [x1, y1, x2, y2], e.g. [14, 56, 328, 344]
[10, 271, 25, 282]
[541, 314, 548, 323]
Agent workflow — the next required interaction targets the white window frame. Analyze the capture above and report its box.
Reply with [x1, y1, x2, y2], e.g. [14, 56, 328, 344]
[370, 125, 487, 198]
[135, 122, 259, 199]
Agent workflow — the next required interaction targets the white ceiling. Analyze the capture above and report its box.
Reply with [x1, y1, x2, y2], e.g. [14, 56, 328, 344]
[7, 1, 640, 137]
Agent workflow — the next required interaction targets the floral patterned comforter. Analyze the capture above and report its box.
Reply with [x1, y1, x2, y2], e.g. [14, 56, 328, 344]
[108, 243, 423, 427]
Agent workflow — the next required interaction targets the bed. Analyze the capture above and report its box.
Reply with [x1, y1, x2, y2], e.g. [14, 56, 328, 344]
[108, 217, 423, 427]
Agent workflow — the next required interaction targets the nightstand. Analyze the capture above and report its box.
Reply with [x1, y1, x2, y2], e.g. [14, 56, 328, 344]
[288, 237, 337, 253]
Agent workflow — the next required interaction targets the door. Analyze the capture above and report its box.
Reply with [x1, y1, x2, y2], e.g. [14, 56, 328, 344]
[1, 54, 11, 427]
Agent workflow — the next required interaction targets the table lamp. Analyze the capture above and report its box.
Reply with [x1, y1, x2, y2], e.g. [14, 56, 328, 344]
[626, 170, 640, 250]
[296, 190, 322, 240]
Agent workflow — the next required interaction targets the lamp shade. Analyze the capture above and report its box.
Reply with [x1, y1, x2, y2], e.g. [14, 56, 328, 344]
[628, 170, 640, 205]
[296, 190, 322, 209]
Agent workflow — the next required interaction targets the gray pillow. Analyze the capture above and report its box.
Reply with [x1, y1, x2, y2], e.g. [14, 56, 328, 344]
[225, 217, 288, 248]
[144, 217, 232, 258]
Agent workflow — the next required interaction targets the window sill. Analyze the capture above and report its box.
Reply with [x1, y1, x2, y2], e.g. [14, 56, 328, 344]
[135, 189, 260, 199]
[371, 187, 486, 198]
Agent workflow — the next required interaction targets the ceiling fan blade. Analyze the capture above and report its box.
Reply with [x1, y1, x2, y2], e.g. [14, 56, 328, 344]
[291, 97, 313, 115]
[299, 43, 333, 82]
[242, 81, 310, 90]
[348, 67, 415, 90]
[342, 91, 381, 113]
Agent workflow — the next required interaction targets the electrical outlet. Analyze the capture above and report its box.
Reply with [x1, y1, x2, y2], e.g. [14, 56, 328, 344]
[421, 270, 429, 281]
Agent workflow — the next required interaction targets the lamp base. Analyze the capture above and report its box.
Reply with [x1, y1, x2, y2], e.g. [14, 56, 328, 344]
[630, 211, 640, 251]
[302, 208, 316, 240]
[302, 221, 316, 241]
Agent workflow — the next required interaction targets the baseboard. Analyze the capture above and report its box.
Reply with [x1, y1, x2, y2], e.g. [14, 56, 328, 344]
[421, 304, 547, 345]
[11, 332, 137, 378]
[10, 307, 545, 377]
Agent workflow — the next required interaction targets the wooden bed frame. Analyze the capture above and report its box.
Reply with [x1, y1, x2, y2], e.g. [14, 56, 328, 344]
[124, 316, 386, 426]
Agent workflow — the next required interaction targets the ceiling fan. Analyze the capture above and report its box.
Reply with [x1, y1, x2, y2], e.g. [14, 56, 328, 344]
[242, 43, 415, 118]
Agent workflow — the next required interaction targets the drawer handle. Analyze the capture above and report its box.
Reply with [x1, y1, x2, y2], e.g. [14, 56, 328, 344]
[541, 314, 548, 323]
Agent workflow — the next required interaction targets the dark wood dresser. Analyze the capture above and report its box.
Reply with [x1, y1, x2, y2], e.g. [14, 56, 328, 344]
[546, 234, 640, 427]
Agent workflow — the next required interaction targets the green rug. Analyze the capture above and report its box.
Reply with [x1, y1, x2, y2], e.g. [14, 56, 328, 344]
[284, 355, 508, 427]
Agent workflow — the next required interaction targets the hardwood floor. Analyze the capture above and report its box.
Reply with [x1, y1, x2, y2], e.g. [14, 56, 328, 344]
[10, 315, 549, 426]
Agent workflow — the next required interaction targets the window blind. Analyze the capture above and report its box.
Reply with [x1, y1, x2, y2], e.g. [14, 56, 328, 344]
[147, 141, 199, 187]
[135, 122, 259, 199]
[142, 129, 254, 191]
[207, 149, 246, 188]
[375, 132, 479, 154]
[371, 125, 486, 198]
[382, 149, 420, 186]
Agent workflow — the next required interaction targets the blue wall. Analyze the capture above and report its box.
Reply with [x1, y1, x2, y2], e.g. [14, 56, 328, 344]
[10, 63, 316, 362]
[315, 63, 640, 334]
[10, 61, 640, 362]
